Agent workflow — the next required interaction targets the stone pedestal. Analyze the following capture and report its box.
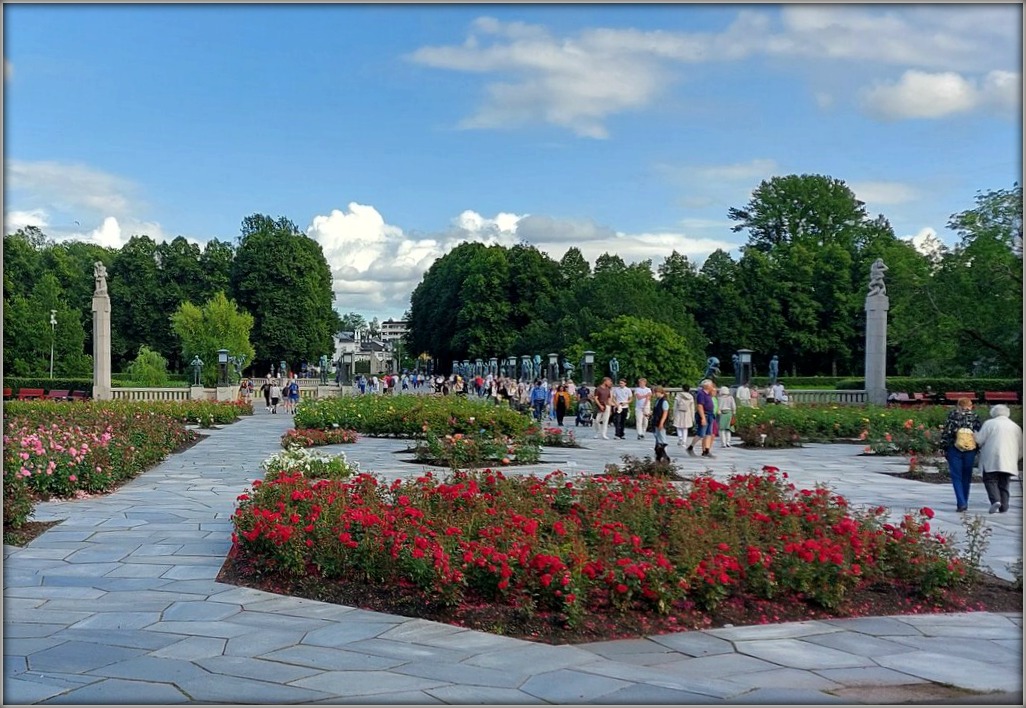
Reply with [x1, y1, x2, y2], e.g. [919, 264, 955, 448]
[91, 292, 112, 401]
[190, 385, 207, 401]
[864, 293, 889, 406]
[215, 386, 233, 402]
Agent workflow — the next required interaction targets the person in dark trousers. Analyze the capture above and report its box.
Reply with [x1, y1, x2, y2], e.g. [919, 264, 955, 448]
[651, 386, 671, 462]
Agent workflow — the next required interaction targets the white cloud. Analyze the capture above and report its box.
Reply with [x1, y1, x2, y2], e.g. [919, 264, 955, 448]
[307, 203, 740, 321]
[849, 181, 920, 206]
[904, 227, 945, 260]
[4, 159, 169, 248]
[658, 158, 779, 214]
[4, 208, 49, 232]
[409, 7, 1019, 135]
[6, 159, 138, 215]
[861, 70, 980, 120]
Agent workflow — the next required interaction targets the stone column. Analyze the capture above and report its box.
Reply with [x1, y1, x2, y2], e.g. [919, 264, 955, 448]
[864, 259, 890, 406]
[91, 262, 113, 401]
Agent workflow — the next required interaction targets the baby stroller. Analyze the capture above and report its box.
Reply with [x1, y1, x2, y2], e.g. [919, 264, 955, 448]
[575, 399, 594, 427]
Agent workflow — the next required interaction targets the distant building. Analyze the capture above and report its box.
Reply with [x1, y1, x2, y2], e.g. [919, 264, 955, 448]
[380, 319, 409, 344]
[333, 330, 393, 376]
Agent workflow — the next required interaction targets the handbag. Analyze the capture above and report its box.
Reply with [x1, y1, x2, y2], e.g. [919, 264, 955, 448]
[954, 428, 977, 452]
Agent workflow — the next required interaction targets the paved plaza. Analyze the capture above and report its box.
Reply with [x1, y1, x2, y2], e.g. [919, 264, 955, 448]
[3, 408, 1022, 704]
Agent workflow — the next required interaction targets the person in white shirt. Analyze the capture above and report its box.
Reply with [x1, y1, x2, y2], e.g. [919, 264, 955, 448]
[736, 381, 752, 407]
[975, 404, 1023, 514]
[610, 378, 633, 440]
[673, 384, 695, 447]
[633, 377, 652, 440]
[771, 382, 787, 405]
[717, 386, 736, 448]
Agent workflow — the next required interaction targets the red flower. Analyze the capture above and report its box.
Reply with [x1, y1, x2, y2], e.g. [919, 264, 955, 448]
[919, 506, 935, 519]
[762, 465, 779, 474]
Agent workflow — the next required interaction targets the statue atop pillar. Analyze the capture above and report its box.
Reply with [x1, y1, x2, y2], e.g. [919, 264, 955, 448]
[93, 261, 108, 296]
[867, 258, 888, 297]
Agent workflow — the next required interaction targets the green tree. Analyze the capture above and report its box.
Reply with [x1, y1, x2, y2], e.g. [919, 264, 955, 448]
[588, 315, 703, 386]
[170, 291, 256, 387]
[110, 235, 170, 371]
[338, 312, 367, 333]
[922, 186, 1023, 375]
[125, 345, 171, 386]
[230, 214, 339, 374]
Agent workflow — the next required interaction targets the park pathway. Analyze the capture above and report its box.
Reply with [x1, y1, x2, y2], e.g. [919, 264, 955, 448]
[3, 410, 1022, 704]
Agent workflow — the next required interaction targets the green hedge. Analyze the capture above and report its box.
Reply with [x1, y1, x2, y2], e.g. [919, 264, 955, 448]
[835, 377, 1023, 395]
[3, 377, 93, 395]
[746, 376, 850, 389]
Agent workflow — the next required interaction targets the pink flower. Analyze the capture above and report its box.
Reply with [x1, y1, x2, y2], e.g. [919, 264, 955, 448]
[68, 475, 77, 482]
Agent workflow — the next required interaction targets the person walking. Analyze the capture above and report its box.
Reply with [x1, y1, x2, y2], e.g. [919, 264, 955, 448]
[553, 384, 572, 427]
[269, 379, 282, 414]
[261, 375, 272, 411]
[717, 386, 736, 448]
[633, 377, 652, 440]
[651, 386, 671, 462]
[610, 378, 632, 440]
[940, 397, 983, 512]
[530, 380, 548, 421]
[673, 384, 695, 448]
[287, 377, 300, 414]
[593, 377, 613, 440]
[687, 379, 716, 458]
[736, 381, 752, 407]
[975, 404, 1023, 514]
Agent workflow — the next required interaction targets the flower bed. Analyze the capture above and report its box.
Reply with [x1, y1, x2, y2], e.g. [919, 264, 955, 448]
[282, 428, 359, 449]
[261, 447, 359, 481]
[413, 430, 541, 469]
[3, 401, 204, 529]
[293, 394, 531, 439]
[538, 426, 581, 448]
[228, 464, 976, 639]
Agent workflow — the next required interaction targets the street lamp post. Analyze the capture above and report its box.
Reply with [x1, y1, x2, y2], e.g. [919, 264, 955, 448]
[217, 349, 229, 387]
[49, 309, 57, 379]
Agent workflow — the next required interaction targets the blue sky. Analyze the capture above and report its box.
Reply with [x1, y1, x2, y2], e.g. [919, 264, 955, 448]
[4, 3, 1021, 321]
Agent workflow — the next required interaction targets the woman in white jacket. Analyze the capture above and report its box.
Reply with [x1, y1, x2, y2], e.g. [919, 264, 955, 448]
[673, 384, 695, 448]
[974, 404, 1023, 514]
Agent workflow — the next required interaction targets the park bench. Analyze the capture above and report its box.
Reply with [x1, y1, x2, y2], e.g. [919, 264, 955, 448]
[944, 391, 977, 403]
[69, 390, 91, 402]
[984, 391, 1020, 404]
[3, 387, 11, 400]
[889, 392, 914, 405]
[16, 387, 45, 400]
[44, 389, 71, 401]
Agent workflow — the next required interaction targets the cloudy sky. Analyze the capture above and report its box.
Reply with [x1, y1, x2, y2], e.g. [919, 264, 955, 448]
[4, 4, 1021, 321]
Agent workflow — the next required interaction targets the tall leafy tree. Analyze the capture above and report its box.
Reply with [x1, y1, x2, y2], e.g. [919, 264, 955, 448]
[230, 214, 340, 374]
[588, 315, 703, 386]
[170, 291, 256, 387]
[109, 235, 170, 371]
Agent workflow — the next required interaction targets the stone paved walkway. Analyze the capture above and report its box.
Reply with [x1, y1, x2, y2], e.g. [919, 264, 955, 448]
[3, 408, 1022, 704]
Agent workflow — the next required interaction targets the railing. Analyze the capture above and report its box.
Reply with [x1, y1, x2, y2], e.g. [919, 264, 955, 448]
[111, 387, 192, 402]
[786, 389, 867, 405]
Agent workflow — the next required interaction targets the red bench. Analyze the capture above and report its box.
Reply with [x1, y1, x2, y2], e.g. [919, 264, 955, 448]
[16, 387, 45, 400]
[944, 391, 977, 403]
[984, 391, 1020, 404]
[3, 387, 11, 400]
[69, 390, 91, 402]
[44, 389, 71, 401]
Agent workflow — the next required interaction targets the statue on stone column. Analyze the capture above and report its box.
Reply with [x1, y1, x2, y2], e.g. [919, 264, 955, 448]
[319, 354, 329, 384]
[867, 258, 888, 297]
[190, 355, 204, 386]
[768, 355, 779, 385]
[609, 356, 620, 380]
[702, 356, 720, 381]
[93, 261, 108, 296]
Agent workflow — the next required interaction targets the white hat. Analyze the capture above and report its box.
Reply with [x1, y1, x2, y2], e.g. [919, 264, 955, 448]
[719, 386, 730, 395]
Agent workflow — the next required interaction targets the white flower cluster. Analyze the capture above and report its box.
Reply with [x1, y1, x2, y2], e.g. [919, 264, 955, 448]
[261, 447, 359, 480]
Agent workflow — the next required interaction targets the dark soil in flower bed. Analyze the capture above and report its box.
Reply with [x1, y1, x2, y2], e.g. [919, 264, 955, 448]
[3, 519, 62, 546]
[217, 555, 1022, 645]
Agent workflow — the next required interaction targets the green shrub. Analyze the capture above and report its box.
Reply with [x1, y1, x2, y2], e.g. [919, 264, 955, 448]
[3, 377, 93, 395]
[835, 377, 1022, 395]
[294, 394, 532, 439]
[125, 346, 171, 387]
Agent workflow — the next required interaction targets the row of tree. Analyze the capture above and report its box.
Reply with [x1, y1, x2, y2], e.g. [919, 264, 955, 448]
[406, 176, 1021, 380]
[3, 215, 341, 378]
